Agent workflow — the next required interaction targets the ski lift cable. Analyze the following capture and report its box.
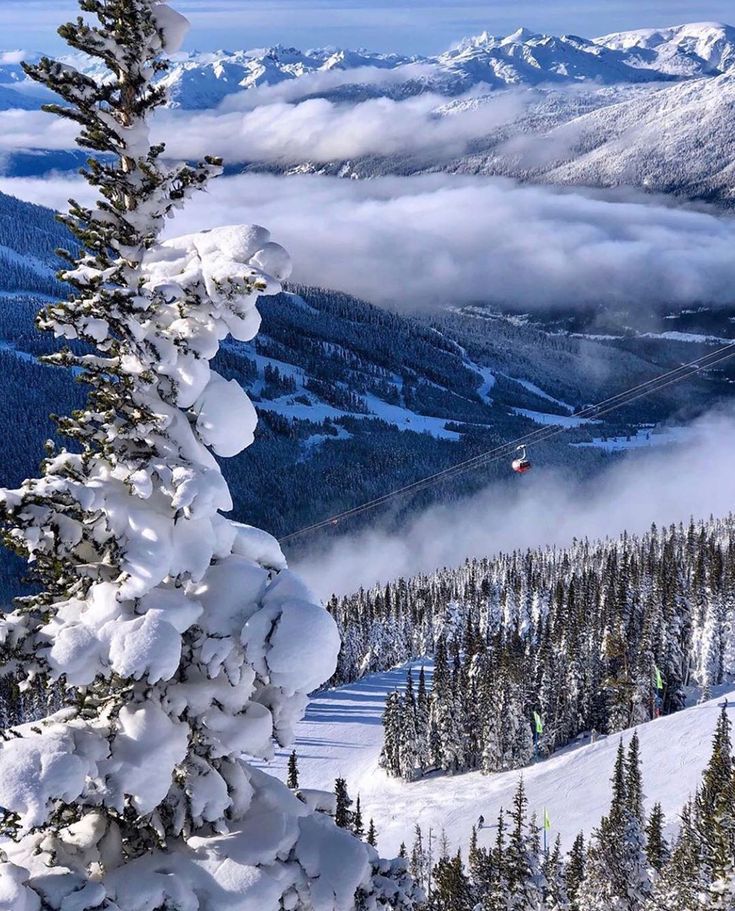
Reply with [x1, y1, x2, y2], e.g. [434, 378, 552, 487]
[281, 341, 735, 543]
[282, 344, 735, 542]
[415, 344, 735, 493]
[282, 343, 735, 542]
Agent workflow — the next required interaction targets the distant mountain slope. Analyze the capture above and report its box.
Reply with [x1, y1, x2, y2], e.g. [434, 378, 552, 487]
[527, 73, 735, 201]
[0, 190, 69, 297]
[1, 190, 735, 599]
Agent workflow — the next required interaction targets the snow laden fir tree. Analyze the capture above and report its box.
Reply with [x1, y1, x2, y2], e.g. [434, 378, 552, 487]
[0, 3, 419, 909]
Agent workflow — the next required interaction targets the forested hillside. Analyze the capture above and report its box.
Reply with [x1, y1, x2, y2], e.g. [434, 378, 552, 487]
[329, 514, 735, 779]
[404, 718, 735, 910]
[2, 188, 735, 601]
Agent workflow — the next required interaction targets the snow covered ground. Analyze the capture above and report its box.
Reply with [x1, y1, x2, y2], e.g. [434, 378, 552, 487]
[270, 663, 735, 857]
[508, 377, 575, 413]
[574, 425, 692, 451]
[511, 407, 593, 428]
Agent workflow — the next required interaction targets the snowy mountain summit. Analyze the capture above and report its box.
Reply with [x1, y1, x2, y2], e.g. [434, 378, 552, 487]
[135, 21, 735, 106]
[596, 21, 735, 75]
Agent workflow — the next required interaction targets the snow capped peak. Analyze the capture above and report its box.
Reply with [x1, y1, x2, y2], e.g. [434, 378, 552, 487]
[4, 19, 735, 114]
[437, 23, 672, 87]
[595, 21, 735, 75]
[501, 26, 541, 45]
[453, 26, 540, 52]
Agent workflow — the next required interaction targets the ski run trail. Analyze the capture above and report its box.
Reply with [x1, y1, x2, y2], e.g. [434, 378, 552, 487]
[268, 660, 735, 857]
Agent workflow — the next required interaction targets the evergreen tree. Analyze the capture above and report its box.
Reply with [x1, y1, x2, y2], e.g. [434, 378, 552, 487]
[399, 668, 420, 780]
[645, 803, 670, 874]
[696, 706, 735, 904]
[566, 833, 586, 911]
[381, 690, 403, 776]
[335, 777, 353, 829]
[578, 738, 650, 910]
[411, 824, 430, 894]
[417, 665, 432, 772]
[353, 794, 365, 839]
[431, 851, 473, 911]
[505, 778, 546, 909]
[545, 834, 569, 910]
[626, 731, 644, 823]
[647, 800, 706, 911]
[367, 818, 378, 848]
[287, 750, 300, 790]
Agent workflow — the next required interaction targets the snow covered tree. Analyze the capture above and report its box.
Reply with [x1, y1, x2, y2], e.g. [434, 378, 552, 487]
[367, 819, 378, 848]
[504, 777, 546, 909]
[431, 851, 472, 911]
[544, 835, 569, 911]
[380, 690, 402, 776]
[399, 668, 420, 780]
[353, 795, 365, 840]
[416, 665, 432, 773]
[646, 800, 705, 911]
[410, 824, 430, 895]
[578, 738, 651, 911]
[0, 3, 422, 909]
[695, 706, 735, 906]
[430, 636, 465, 773]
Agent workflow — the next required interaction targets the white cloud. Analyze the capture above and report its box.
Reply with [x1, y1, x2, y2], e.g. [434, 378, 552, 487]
[161, 89, 525, 163]
[0, 174, 87, 212]
[0, 51, 27, 65]
[0, 109, 76, 152]
[216, 62, 446, 111]
[0, 87, 525, 165]
[4, 172, 735, 311]
[293, 408, 735, 598]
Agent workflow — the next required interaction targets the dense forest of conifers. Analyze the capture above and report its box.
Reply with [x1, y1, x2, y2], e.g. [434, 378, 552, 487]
[328, 515, 735, 779]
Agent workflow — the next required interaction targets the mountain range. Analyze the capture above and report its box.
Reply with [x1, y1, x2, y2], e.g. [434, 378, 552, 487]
[3, 21, 733, 109]
[2, 22, 735, 203]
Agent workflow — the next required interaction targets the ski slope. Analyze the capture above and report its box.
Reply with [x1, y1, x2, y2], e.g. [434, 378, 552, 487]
[270, 663, 735, 857]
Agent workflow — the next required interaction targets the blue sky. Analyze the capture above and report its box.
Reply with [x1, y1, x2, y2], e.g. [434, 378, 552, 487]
[1, 0, 734, 54]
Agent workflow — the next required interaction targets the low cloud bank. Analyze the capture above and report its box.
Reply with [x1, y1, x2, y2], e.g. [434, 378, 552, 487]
[216, 62, 447, 111]
[293, 408, 735, 598]
[4, 172, 735, 310]
[0, 85, 524, 163]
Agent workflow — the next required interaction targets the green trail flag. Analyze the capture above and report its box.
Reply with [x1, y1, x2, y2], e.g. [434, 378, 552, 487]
[544, 808, 551, 831]
[533, 711, 544, 735]
[654, 665, 664, 691]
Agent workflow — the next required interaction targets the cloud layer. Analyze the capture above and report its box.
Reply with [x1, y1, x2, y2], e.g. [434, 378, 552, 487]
[0, 86, 524, 165]
[160, 90, 521, 164]
[4, 172, 735, 310]
[293, 408, 735, 598]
